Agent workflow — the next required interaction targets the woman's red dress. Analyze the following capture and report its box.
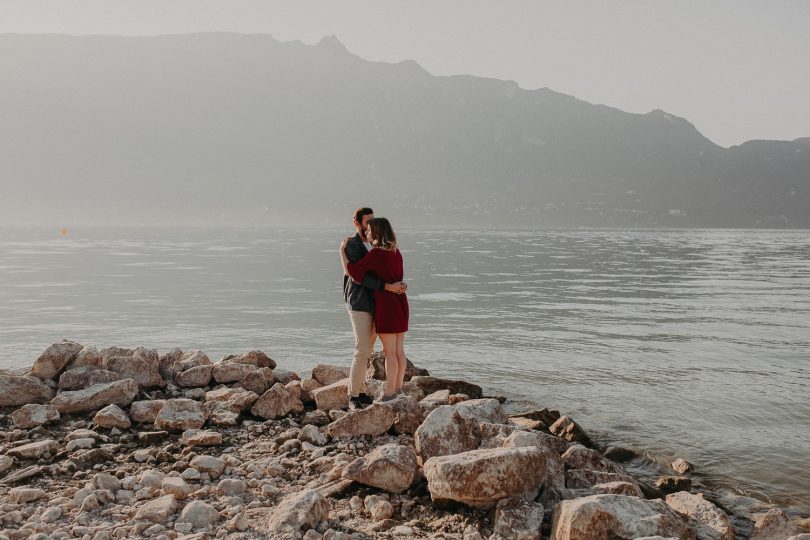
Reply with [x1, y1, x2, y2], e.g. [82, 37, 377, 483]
[347, 248, 409, 333]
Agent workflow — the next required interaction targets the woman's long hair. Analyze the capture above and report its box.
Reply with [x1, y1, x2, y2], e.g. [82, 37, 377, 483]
[367, 217, 397, 250]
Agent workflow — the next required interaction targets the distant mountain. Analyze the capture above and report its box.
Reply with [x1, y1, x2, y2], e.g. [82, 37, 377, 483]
[0, 32, 808, 227]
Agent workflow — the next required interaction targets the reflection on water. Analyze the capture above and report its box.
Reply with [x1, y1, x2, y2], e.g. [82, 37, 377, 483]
[1, 226, 809, 512]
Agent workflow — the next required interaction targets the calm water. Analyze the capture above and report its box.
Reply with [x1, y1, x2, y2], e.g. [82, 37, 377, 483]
[1, 226, 809, 513]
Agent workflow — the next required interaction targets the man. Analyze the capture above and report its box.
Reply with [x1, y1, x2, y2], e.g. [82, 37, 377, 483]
[343, 207, 407, 409]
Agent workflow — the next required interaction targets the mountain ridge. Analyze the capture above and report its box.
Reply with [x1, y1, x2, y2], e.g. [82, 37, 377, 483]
[0, 32, 807, 227]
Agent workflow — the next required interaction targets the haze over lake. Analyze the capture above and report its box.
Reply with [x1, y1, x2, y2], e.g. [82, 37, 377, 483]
[2, 225, 809, 513]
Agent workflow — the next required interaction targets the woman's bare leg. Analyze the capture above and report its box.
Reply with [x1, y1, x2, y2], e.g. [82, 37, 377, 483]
[378, 333, 398, 397]
[395, 332, 407, 392]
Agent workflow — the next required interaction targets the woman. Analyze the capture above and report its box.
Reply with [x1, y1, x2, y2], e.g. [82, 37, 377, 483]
[340, 217, 409, 401]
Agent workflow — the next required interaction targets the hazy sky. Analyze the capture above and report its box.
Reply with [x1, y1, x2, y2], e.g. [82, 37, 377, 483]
[2, 0, 808, 147]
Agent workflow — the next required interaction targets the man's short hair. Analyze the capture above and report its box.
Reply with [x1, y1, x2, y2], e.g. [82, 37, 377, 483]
[353, 207, 374, 223]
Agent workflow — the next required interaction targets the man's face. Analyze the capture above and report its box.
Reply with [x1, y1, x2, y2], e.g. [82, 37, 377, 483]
[357, 213, 374, 238]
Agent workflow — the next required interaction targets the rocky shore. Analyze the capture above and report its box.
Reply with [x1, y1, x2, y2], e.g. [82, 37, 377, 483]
[1, 340, 808, 540]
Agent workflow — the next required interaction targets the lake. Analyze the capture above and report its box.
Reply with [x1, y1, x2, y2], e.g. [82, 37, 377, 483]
[1, 225, 808, 513]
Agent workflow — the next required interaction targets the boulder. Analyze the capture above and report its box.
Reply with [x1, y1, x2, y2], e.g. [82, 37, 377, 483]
[51, 378, 139, 414]
[99, 346, 135, 361]
[190, 455, 226, 478]
[178, 500, 220, 530]
[251, 383, 304, 420]
[66, 345, 103, 369]
[419, 390, 450, 413]
[550, 415, 592, 445]
[11, 404, 60, 429]
[750, 507, 800, 540]
[175, 365, 213, 387]
[104, 355, 164, 388]
[238, 367, 277, 395]
[672, 458, 694, 474]
[312, 378, 352, 411]
[550, 494, 695, 540]
[326, 403, 397, 438]
[204, 387, 259, 412]
[134, 494, 177, 523]
[129, 399, 166, 424]
[665, 491, 734, 540]
[500, 430, 566, 495]
[222, 350, 276, 369]
[300, 378, 323, 402]
[154, 399, 205, 432]
[0, 373, 55, 406]
[93, 404, 132, 429]
[30, 340, 83, 380]
[423, 446, 547, 508]
[58, 366, 121, 390]
[8, 487, 47, 503]
[212, 362, 257, 384]
[408, 375, 481, 398]
[263, 489, 330, 534]
[158, 348, 183, 382]
[343, 444, 419, 493]
[562, 444, 624, 474]
[298, 424, 328, 446]
[365, 494, 394, 521]
[493, 499, 544, 540]
[311, 364, 351, 386]
[181, 429, 223, 447]
[6, 439, 61, 460]
[162, 476, 194, 500]
[414, 400, 507, 464]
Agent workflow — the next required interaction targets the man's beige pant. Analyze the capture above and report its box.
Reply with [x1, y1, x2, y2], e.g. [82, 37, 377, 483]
[348, 309, 376, 397]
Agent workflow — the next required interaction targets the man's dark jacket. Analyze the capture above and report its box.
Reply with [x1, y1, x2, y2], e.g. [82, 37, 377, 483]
[343, 233, 385, 313]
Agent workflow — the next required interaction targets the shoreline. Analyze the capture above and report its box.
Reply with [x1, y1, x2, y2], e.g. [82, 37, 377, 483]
[1, 341, 808, 539]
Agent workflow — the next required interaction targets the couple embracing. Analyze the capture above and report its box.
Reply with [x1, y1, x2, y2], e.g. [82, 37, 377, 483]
[339, 207, 409, 409]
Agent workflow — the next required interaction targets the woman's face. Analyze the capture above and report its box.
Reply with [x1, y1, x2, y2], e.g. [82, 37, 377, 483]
[364, 225, 373, 243]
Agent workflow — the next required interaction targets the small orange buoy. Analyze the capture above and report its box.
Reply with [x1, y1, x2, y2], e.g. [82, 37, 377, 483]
[59, 228, 68, 236]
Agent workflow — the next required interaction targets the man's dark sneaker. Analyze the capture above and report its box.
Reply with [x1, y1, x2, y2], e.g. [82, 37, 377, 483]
[349, 393, 374, 410]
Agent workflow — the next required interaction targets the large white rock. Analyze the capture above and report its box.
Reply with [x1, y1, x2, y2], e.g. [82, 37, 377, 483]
[7, 439, 61, 460]
[493, 499, 544, 540]
[562, 444, 624, 474]
[11, 404, 60, 429]
[58, 366, 121, 390]
[154, 399, 205, 432]
[750, 507, 799, 540]
[190, 455, 226, 478]
[343, 444, 419, 493]
[326, 403, 397, 439]
[222, 350, 276, 369]
[212, 362, 257, 384]
[0, 373, 55, 407]
[204, 387, 259, 412]
[312, 378, 352, 411]
[665, 491, 734, 540]
[104, 354, 164, 388]
[423, 446, 547, 508]
[134, 494, 178, 523]
[30, 340, 83, 380]
[500, 429, 566, 495]
[93, 404, 132, 429]
[250, 383, 304, 419]
[51, 378, 139, 414]
[129, 399, 166, 424]
[263, 489, 330, 534]
[414, 405, 485, 464]
[311, 364, 351, 386]
[550, 494, 695, 540]
[178, 500, 220, 530]
[175, 365, 213, 387]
